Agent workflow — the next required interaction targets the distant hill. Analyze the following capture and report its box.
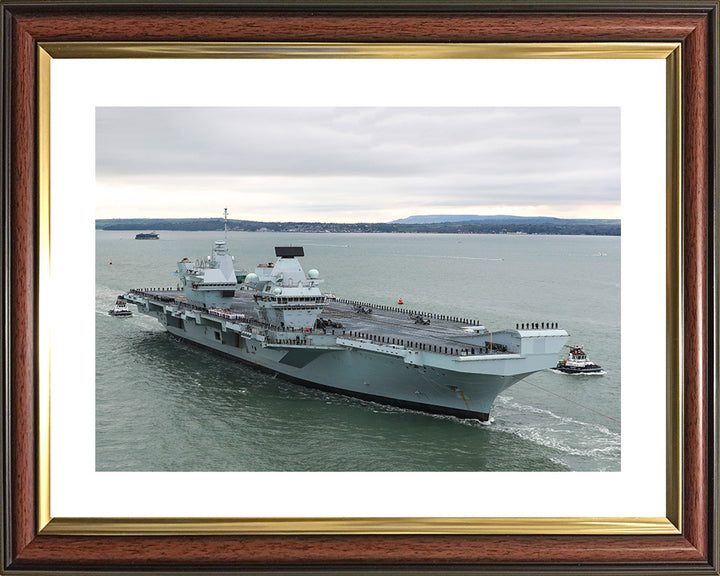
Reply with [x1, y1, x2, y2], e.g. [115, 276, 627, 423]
[390, 214, 620, 226]
[96, 217, 620, 236]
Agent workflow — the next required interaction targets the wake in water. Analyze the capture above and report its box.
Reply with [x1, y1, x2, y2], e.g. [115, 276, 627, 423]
[423, 254, 504, 262]
[97, 284, 163, 333]
[548, 368, 607, 376]
[301, 243, 350, 248]
[96, 284, 124, 303]
[444, 255, 504, 262]
[488, 395, 621, 471]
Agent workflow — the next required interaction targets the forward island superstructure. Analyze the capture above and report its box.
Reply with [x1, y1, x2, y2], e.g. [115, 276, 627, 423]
[124, 223, 568, 421]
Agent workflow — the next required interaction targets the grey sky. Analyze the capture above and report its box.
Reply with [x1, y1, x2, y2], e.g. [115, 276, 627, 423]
[96, 107, 620, 221]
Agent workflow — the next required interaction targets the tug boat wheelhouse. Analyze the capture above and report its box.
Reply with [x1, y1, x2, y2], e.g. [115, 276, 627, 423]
[553, 345, 605, 375]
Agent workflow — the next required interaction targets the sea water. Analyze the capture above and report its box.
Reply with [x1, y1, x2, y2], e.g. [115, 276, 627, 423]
[96, 231, 620, 472]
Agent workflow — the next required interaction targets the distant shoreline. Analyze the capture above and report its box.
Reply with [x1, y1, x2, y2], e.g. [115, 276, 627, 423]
[96, 218, 620, 237]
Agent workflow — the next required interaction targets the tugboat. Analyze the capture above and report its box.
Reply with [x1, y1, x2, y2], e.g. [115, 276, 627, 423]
[108, 297, 132, 317]
[553, 345, 605, 375]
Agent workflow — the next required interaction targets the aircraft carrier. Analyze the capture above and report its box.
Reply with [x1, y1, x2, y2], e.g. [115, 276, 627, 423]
[123, 213, 568, 421]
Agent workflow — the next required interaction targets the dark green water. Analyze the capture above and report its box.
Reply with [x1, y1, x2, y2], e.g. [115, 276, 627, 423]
[96, 232, 620, 472]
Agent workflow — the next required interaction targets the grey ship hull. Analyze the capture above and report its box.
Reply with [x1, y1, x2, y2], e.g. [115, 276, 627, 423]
[127, 290, 568, 421]
[167, 323, 527, 420]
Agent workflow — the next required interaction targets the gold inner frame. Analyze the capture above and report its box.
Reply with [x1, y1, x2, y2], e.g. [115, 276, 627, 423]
[36, 42, 682, 536]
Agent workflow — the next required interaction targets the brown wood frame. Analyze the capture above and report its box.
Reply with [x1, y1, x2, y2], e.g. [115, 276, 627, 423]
[1, 1, 717, 573]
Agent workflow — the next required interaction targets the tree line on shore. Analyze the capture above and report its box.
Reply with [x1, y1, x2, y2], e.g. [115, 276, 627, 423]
[96, 218, 620, 236]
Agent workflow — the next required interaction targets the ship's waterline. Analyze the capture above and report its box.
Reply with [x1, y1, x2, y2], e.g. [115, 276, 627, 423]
[96, 231, 620, 472]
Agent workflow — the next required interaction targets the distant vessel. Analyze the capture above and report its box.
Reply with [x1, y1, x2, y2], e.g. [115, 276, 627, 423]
[123, 211, 569, 421]
[553, 345, 605, 375]
[135, 232, 159, 240]
[109, 297, 132, 317]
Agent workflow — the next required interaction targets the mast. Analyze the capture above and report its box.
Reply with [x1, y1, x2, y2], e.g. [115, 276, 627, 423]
[224, 207, 228, 242]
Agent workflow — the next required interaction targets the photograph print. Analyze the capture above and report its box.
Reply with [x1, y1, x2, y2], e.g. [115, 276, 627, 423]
[95, 107, 620, 473]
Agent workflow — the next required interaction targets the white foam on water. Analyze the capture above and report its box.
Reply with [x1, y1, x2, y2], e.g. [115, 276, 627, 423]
[488, 395, 621, 468]
[548, 368, 607, 376]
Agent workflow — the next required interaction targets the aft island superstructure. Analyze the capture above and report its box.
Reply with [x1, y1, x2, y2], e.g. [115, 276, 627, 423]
[124, 228, 568, 420]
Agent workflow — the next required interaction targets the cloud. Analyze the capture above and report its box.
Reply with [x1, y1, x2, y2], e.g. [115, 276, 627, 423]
[96, 107, 620, 221]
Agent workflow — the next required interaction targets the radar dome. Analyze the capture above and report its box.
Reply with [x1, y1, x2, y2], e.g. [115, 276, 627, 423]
[308, 269, 320, 279]
[244, 272, 259, 284]
[273, 287, 282, 295]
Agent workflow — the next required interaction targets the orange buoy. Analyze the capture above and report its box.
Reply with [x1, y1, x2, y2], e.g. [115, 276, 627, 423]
[398, 298, 404, 305]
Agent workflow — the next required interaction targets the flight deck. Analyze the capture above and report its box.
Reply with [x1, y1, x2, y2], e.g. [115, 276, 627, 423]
[128, 286, 561, 358]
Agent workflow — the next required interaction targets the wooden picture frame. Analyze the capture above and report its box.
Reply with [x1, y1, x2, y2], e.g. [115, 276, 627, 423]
[1, 1, 717, 573]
